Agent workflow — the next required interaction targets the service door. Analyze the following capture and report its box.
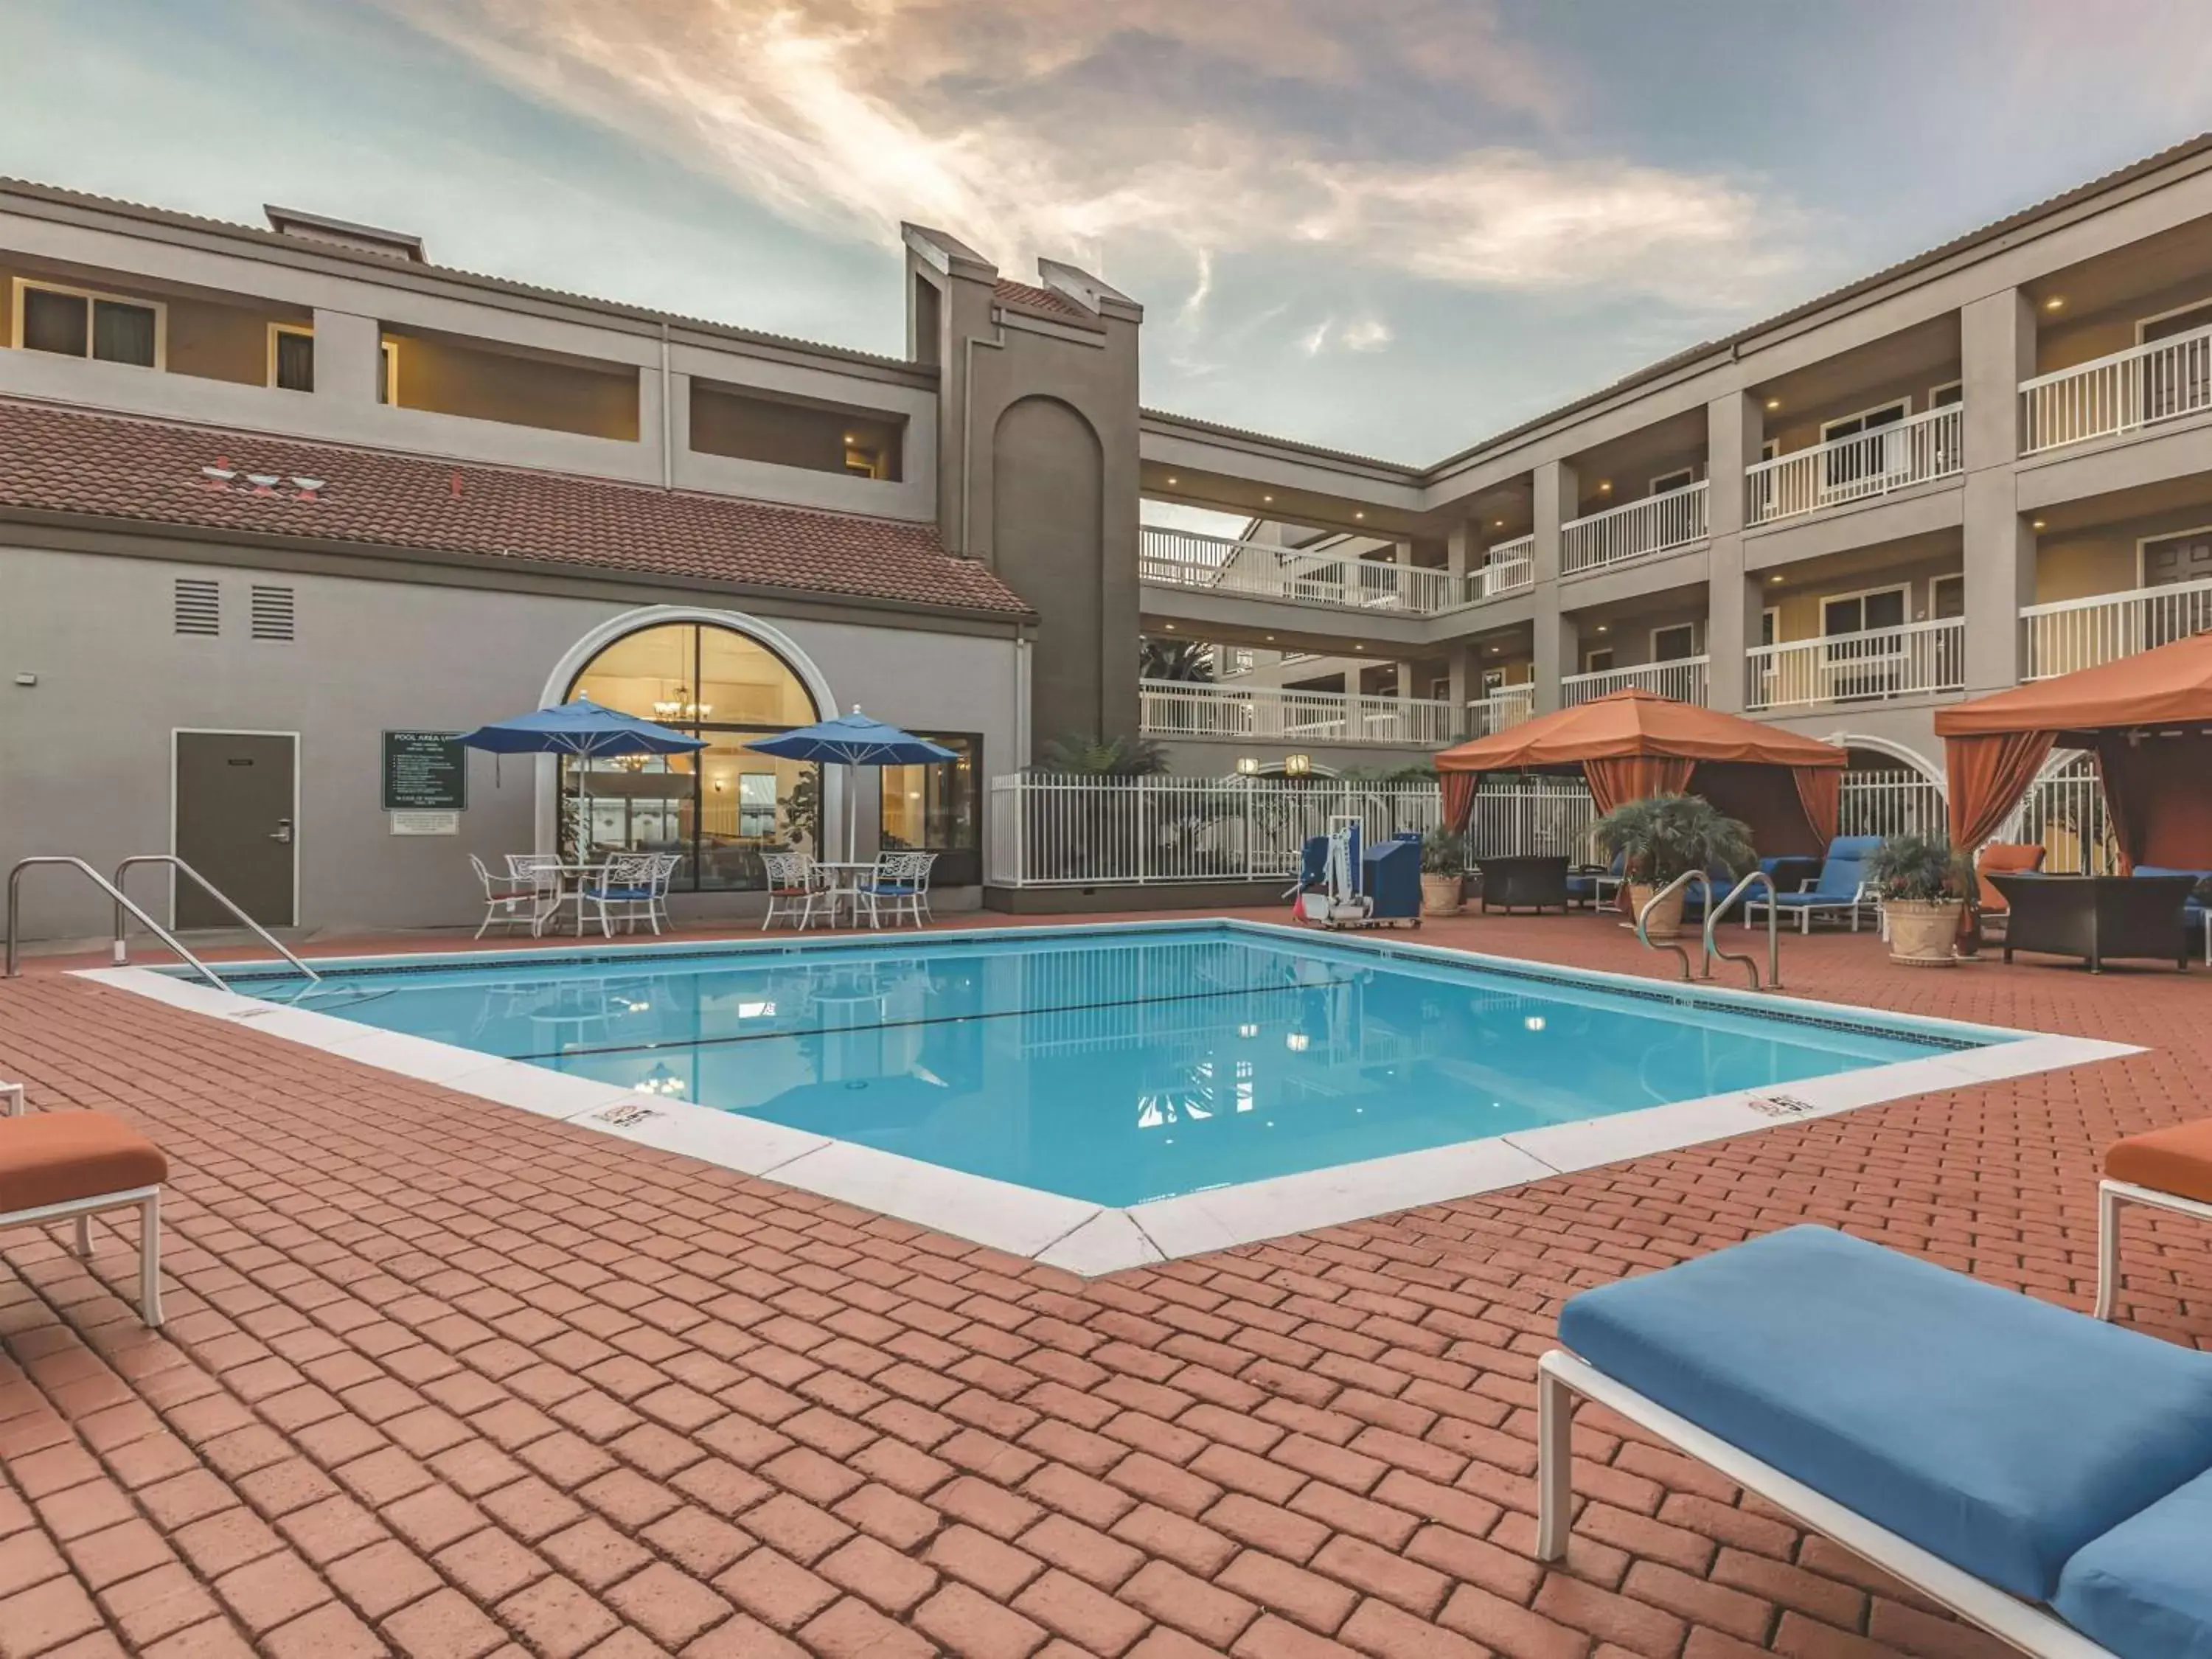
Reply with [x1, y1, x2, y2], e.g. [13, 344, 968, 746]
[174, 732, 296, 928]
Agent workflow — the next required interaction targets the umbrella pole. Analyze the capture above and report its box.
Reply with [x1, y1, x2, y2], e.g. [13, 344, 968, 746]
[846, 762, 858, 863]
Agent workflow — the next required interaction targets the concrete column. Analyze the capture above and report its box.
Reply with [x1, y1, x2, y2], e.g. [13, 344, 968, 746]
[310, 310, 380, 403]
[1447, 644, 1474, 736]
[1704, 391, 1764, 713]
[1961, 290, 2037, 689]
[1531, 461, 1579, 712]
[1445, 522, 1475, 583]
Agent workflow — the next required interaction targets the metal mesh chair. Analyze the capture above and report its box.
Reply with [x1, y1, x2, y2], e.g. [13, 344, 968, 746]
[760, 851, 821, 931]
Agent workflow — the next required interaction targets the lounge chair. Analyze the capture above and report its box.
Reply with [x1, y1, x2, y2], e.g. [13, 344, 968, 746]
[2098, 1116, 2212, 1322]
[2130, 866, 2212, 960]
[1, 1082, 166, 1326]
[1565, 851, 1625, 911]
[1741, 835, 1879, 933]
[1539, 1225, 2212, 1659]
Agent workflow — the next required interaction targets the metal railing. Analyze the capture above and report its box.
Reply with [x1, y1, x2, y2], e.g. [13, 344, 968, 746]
[1469, 538, 1534, 600]
[1138, 526, 1462, 613]
[1745, 406, 1962, 526]
[1466, 686, 1537, 738]
[1562, 657, 1710, 707]
[1138, 680, 1463, 746]
[7, 858, 229, 989]
[1561, 480, 1708, 574]
[1635, 871, 1717, 981]
[1467, 777, 1594, 860]
[1704, 870, 1781, 990]
[1839, 770, 1947, 839]
[2020, 322, 2212, 454]
[111, 856, 319, 983]
[2020, 577, 2212, 678]
[1994, 752, 2116, 874]
[1744, 619, 1964, 710]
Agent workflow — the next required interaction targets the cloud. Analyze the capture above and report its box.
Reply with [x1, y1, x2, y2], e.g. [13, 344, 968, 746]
[1338, 317, 1393, 352]
[376, 0, 1808, 309]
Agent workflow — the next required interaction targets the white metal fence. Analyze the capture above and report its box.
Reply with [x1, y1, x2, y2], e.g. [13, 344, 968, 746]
[1561, 480, 1708, 574]
[1464, 778, 1596, 860]
[1139, 680, 1461, 747]
[2020, 577, 2212, 678]
[2020, 324, 2212, 455]
[1744, 619, 1964, 711]
[1745, 406, 1962, 526]
[1838, 770, 1947, 839]
[1139, 525, 1461, 613]
[1995, 753, 2118, 874]
[1470, 537, 1534, 599]
[1561, 657, 1710, 707]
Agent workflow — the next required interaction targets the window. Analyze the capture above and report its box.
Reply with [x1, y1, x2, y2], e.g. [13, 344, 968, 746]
[1648, 467, 1695, 495]
[563, 622, 822, 891]
[881, 734, 983, 887]
[13, 279, 161, 367]
[1760, 608, 1779, 647]
[378, 339, 397, 404]
[1927, 380, 1963, 408]
[1820, 399, 1909, 495]
[2137, 302, 2212, 422]
[271, 325, 315, 392]
[2138, 529, 2212, 647]
[1582, 647, 1615, 674]
[1820, 585, 1909, 700]
[1651, 623, 1698, 661]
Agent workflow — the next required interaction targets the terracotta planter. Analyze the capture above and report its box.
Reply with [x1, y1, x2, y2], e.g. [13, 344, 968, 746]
[1629, 882, 1686, 940]
[1884, 898, 1964, 966]
[1419, 873, 1464, 917]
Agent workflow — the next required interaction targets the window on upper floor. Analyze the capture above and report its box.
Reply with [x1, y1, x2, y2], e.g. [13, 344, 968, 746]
[13, 279, 162, 368]
[1652, 624, 1699, 661]
[1649, 467, 1696, 495]
[1583, 647, 1615, 674]
[268, 325, 399, 400]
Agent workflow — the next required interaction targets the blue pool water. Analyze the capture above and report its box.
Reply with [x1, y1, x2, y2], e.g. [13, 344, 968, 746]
[240, 924, 1996, 1206]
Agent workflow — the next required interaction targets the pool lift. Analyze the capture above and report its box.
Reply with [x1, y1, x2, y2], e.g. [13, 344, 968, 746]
[1291, 816, 1421, 931]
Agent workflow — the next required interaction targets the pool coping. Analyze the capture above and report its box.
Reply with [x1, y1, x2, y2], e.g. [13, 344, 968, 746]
[76, 920, 2140, 1276]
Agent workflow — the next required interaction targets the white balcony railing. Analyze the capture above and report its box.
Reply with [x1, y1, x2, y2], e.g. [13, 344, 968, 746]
[1140, 526, 1462, 613]
[1139, 679, 1463, 747]
[2021, 324, 2212, 455]
[1468, 536, 1534, 600]
[1560, 656, 1709, 706]
[1560, 481, 1708, 575]
[1744, 619, 1964, 710]
[1466, 686, 1537, 737]
[2020, 577, 2212, 678]
[1745, 406, 1962, 526]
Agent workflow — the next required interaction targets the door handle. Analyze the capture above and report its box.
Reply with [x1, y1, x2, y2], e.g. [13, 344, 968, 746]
[269, 819, 294, 845]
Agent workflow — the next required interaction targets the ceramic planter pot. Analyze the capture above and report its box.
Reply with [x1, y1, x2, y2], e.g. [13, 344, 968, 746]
[1884, 898, 1964, 966]
[1419, 873, 1464, 917]
[1629, 882, 1686, 940]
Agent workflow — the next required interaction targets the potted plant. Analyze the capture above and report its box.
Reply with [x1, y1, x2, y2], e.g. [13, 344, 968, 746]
[1590, 794, 1753, 940]
[1419, 830, 1466, 917]
[1863, 832, 1970, 966]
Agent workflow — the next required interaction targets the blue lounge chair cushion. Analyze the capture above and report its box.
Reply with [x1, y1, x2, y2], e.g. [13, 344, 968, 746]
[585, 886, 653, 900]
[865, 883, 917, 897]
[1557, 1225, 2212, 1602]
[1765, 890, 1858, 908]
[2055, 1467, 2212, 1659]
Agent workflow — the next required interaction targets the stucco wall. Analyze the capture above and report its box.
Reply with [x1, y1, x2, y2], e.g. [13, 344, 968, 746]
[2035, 501, 2212, 602]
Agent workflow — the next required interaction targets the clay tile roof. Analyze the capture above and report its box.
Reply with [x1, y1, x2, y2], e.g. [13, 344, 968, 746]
[993, 279, 1096, 323]
[0, 400, 1032, 619]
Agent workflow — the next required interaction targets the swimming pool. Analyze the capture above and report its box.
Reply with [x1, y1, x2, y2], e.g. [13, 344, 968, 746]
[102, 922, 2124, 1272]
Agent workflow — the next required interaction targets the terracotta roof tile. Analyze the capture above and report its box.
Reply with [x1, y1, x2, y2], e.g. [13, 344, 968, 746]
[993, 279, 1096, 323]
[0, 400, 1032, 618]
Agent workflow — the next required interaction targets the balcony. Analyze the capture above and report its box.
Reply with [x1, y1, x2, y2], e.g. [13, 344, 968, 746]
[2021, 578, 2212, 678]
[1467, 536, 1534, 600]
[1745, 619, 1964, 710]
[1467, 686, 1536, 737]
[1561, 657, 1709, 706]
[1138, 680, 1461, 747]
[1140, 526, 1461, 614]
[1746, 406, 1962, 526]
[1561, 481, 1708, 575]
[2020, 323, 2212, 455]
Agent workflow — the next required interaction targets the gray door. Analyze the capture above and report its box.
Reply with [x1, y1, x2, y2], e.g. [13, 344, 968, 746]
[175, 733, 296, 928]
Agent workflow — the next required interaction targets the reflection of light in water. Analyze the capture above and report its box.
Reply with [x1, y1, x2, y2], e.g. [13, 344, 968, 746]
[634, 1062, 686, 1098]
[1237, 1023, 1260, 1039]
[737, 1001, 777, 1018]
[1285, 1032, 1310, 1052]
[1525, 1015, 1546, 1032]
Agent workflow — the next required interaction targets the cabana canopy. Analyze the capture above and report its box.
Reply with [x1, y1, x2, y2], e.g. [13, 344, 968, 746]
[1436, 689, 1848, 855]
[1933, 630, 2212, 871]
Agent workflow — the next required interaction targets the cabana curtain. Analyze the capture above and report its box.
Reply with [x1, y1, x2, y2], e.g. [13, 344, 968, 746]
[1585, 757, 1694, 816]
[1942, 732, 2054, 857]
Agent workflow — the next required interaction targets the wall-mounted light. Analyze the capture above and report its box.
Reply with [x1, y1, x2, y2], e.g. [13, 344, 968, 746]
[1284, 754, 1312, 777]
[1235, 756, 1261, 776]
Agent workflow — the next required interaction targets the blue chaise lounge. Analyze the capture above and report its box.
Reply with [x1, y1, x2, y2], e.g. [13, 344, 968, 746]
[1741, 835, 1881, 933]
[1538, 1226, 2212, 1659]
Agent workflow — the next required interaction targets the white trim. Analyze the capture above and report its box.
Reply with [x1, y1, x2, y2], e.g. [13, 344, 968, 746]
[1820, 731, 1944, 783]
[377, 336, 399, 406]
[1647, 466, 1696, 495]
[1819, 581, 1910, 634]
[1582, 646, 1615, 674]
[2097, 1177, 2212, 1320]
[2133, 521, 2212, 588]
[9, 276, 167, 369]
[170, 729, 301, 930]
[1927, 378, 1964, 408]
[2134, 294, 2212, 342]
[1760, 605, 1781, 647]
[1819, 397, 1910, 442]
[1649, 621, 1699, 662]
[81, 919, 2132, 1276]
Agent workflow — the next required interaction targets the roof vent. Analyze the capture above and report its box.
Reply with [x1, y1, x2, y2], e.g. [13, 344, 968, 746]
[174, 578, 219, 636]
[264, 204, 426, 263]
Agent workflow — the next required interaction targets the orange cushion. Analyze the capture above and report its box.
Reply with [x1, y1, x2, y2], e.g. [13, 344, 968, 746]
[0, 1113, 167, 1212]
[2107, 1119, 2212, 1206]
[1976, 843, 2046, 913]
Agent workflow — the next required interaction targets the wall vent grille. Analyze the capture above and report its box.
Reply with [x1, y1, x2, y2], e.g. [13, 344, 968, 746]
[173, 578, 220, 636]
[249, 585, 296, 642]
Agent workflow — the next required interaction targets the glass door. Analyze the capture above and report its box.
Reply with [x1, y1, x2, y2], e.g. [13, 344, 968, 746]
[1820, 588, 1907, 700]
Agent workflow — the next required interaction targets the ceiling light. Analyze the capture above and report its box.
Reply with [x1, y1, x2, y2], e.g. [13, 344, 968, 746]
[1166, 475, 1179, 485]
[1596, 625, 1609, 634]
[1493, 518, 1506, 529]
[1164, 623, 1175, 631]
[1764, 398, 1781, 411]
[1265, 635, 1275, 641]
[2045, 296, 2065, 312]
[1598, 481, 1612, 493]
[1354, 511, 1365, 520]
[2032, 519, 2047, 530]
[1769, 574, 1784, 584]
[1262, 494, 1273, 503]
[1353, 644, 1364, 650]
[843, 433, 856, 443]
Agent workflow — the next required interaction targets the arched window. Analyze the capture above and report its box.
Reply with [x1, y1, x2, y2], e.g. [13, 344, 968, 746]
[563, 622, 822, 891]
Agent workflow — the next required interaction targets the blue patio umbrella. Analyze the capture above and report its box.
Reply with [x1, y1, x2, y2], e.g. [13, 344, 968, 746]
[750, 706, 956, 859]
[460, 699, 706, 853]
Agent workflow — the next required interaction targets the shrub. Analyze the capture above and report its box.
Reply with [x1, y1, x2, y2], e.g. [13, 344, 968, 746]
[1590, 793, 1753, 885]
[1419, 829, 1465, 876]
[1863, 832, 1970, 902]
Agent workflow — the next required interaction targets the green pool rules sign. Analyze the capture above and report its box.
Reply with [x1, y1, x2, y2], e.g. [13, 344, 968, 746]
[382, 730, 467, 813]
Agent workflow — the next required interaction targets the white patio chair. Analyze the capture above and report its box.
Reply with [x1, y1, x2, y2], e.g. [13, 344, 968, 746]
[580, 853, 664, 937]
[856, 852, 936, 931]
[470, 855, 544, 939]
[506, 852, 568, 936]
[760, 851, 821, 931]
[647, 852, 682, 933]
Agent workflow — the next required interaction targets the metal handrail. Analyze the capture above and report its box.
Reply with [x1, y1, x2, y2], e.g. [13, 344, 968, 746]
[6, 858, 230, 991]
[112, 857, 319, 984]
[1635, 870, 1715, 981]
[1703, 869, 1781, 990]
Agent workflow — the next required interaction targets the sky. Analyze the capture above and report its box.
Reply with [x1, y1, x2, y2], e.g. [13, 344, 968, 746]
[8, 1, 2212, 466]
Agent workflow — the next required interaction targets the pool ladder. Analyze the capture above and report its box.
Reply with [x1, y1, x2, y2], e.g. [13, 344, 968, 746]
[4, 855, 319, 991]
[1635, 869, 1782, 991]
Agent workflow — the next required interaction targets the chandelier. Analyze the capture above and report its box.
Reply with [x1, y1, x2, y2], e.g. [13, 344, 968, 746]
[653, 684, 713, 722]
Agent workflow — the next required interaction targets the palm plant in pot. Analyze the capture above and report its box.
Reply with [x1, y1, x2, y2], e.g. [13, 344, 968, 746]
[1590, 794, 1753, 940]
[1418, 829, 1466, 917]
[1863, 832, 1971, 966]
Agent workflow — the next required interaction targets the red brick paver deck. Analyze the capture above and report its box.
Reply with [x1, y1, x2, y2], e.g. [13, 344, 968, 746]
[1, 911, 2208, 1659]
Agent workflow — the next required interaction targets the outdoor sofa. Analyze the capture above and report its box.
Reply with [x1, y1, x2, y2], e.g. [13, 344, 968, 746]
[1538, 1225, 2212, 1659]
[1987, 873, 2199, 972]
[1474, 855, 1571, 914]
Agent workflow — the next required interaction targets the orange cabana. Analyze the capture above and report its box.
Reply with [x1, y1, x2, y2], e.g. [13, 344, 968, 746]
[1934, 629, 2212, 872]
[1435, 689, 1848, 855]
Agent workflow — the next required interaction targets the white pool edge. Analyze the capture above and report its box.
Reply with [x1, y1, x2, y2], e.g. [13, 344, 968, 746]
[75, 926, 2139, 1276]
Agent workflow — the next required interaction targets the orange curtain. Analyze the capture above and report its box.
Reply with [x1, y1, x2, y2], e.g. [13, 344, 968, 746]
[1585, 756, 1696, 816]
[1441, 770, 1478, 835]
[1792, 765, 1841, 849]
[1944, 731, 2055, 852]
[2093, 731, 2212, 872]
[2093, 737, 2139, 875]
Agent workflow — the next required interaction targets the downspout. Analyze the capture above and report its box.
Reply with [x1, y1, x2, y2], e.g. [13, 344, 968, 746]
[659, 321, 674, 490]
[959, 309, 1007, 557]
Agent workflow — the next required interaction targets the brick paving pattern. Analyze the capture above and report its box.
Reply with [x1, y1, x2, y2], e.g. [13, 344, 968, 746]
[1, 909, 2208, 1658]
